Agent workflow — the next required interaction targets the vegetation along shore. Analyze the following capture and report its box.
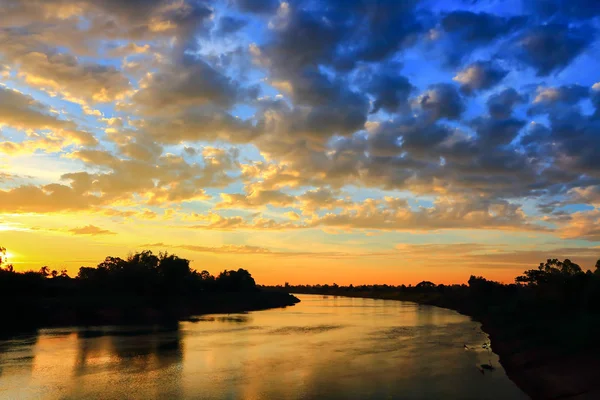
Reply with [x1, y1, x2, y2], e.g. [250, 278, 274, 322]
[0, 247, 299, 337]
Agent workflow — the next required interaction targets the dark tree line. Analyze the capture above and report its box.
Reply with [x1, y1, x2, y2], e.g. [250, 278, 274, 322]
[0, 249, 257, 298]
[0, 247, 300, 333]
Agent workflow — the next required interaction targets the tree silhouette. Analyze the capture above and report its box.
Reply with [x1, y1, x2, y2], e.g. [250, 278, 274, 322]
[215, 268, 257, 291]
[39, 266, 50, 277]
[416, 281, 436, 291]
[516, 258, 584, 286]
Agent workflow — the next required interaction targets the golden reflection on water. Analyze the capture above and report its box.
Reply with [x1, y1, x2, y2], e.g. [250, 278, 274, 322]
[0, 295, 528, 400]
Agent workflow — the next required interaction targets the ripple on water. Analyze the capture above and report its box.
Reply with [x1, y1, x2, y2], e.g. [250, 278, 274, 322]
[267, 325, 344, 335]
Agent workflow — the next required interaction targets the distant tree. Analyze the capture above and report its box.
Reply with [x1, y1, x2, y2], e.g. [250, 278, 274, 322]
[78, 266, 104, 280]
[51, 270, 58, 279]
[216, 269, 257, 291]
[127, 250, 159, 271]
[39, 266, 50, 277]
[199, 270, 213, 281]
[97, 256, 127, 274]
[157, 252, 193, 294]
[416, 281, 436, 289]
[0, 247, 14, 272]
[558, 259, 582, 275]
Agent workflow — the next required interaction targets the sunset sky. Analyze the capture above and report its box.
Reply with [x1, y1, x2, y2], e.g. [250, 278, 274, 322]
[1, 0, 600, 285]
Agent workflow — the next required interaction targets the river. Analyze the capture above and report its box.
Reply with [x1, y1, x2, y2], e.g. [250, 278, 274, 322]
[0, 294, 528, 399]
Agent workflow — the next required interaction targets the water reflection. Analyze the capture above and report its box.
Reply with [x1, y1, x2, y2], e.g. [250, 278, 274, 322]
[0, 295, 528, 399]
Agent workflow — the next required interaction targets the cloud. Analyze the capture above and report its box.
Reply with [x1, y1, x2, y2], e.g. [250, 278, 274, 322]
[0, 172, 17, 183]
[62, 146, 240, 206]
[516, 24, 594, 76]
[524, 0, 600, 20]
[393, 243, 600, 271]
[215, 16, 248, 36]
[528, 84, 589, 115]
[132, 55, 248, 113]
[0, 184, 101, 213]
[363, 63, 414, 114]
[417, 84, 465, 121]
[0, 87, 71, 130]
[555, 209, 600, 241]
[0, 87, 97, 148]
[454, 61, 508, 95]
[441, 11, 526, 43]
[233, 0, 280, 14]
[184, 195, 546, 234]
[178, 244, 273, 254]
[471, 117, 526, 147]
[140, 106, 256, 144]
[306, 196, 544, 232]
[69, 225, 116, 236]
[16, 52, 131, 104]
[3, 0, 600, 264]
[439, 11, 527, 65]
[487, 88, 527, 119]
[217, 189, 295, 209]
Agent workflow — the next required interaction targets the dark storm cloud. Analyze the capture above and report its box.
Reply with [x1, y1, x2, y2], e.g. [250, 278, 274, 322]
[516, 23, 594, 76]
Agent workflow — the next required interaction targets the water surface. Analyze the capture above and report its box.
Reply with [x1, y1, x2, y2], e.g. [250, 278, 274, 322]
[0, 294, 528, 399]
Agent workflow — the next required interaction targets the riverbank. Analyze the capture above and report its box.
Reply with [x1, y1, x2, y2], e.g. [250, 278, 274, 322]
[479, 318, 600, 400]
[285, 289, 600, 400]
[1, 291, 300, 338]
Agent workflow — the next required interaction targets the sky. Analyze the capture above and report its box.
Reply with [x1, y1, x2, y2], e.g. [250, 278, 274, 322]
[1, 0, 600, 285]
